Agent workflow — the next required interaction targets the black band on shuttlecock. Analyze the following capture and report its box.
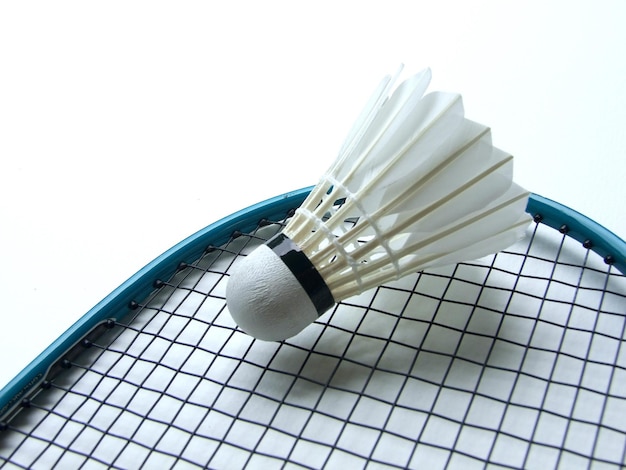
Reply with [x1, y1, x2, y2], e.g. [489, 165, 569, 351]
[266, 233, 335, 316]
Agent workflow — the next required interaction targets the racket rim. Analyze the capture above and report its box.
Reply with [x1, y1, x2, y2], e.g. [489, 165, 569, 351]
[0, 189, 624, 423]
[0, 188, 311, 422]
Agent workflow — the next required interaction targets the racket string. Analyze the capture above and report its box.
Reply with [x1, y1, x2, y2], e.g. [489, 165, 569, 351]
[521, 224, 590, 467]
[1, 207, 625, 469]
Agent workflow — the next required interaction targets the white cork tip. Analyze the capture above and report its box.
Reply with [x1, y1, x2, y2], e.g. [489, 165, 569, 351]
[226, 244, 319, 341]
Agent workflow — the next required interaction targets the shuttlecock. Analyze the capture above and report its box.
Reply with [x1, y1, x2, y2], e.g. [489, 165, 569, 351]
[227, 67, 531, 341]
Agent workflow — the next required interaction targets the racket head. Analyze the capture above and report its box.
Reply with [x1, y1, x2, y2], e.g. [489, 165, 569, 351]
[1, 189, 625, 469]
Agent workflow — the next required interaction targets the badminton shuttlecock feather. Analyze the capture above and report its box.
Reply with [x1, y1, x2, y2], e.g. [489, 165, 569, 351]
[227, 68, 531, 341]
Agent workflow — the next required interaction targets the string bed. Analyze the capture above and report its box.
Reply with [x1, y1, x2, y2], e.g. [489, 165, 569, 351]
[1, 197, 625, 469]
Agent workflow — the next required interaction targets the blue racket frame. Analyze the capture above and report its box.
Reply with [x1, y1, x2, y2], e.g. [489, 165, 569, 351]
[1, 190, 625, 422]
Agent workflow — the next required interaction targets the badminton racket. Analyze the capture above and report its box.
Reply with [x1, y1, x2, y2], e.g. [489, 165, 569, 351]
[0, 188, 625, 469]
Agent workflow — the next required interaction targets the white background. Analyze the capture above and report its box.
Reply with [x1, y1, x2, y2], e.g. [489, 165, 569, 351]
[1, 1, 625, 389]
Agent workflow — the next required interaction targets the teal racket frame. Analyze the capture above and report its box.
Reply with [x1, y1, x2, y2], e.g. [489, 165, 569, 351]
[1, 190, 624, 422]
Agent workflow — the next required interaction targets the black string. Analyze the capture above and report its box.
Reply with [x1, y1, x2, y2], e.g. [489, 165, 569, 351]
[1, 210, 625, 469]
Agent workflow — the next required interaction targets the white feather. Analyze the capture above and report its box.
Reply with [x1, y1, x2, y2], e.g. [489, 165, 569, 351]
[284, 69, 531, 299]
